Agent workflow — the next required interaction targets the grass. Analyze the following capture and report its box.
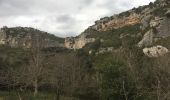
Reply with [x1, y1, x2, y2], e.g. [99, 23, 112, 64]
[0, 91, 77, 100]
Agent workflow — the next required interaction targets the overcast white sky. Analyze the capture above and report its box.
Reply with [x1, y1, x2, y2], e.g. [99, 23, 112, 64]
[0, 0, 155, 37]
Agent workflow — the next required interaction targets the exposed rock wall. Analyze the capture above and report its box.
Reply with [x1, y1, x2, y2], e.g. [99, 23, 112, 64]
[65, 34, 95, 49]
[138, 10, 170, 47]
[90, 13, 141, 31]
[138, 29, 154, 47]
[156, 17, 170, 37]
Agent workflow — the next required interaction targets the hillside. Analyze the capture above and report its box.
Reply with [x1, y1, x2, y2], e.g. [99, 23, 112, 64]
[0, 0, 170, 100]
[0, 26, 64, 48]
[65, 0, 170, 58]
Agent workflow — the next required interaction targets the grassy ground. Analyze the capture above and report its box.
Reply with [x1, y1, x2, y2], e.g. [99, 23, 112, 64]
[0, 91, 77, 100]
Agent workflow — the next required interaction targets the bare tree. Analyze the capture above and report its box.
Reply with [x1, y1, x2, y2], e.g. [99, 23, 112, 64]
[43, 53, 82, 100]
[20, 33, 46, 96]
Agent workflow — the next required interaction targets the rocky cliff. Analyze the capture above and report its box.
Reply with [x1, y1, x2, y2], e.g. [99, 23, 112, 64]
[0, 26, 64, 48]
[65, 34, 95, 49]
[64, 0, 170, 57]
[90, 13, 140, 31]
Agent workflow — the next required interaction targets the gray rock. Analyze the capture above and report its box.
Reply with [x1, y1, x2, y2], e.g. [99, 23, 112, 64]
[138, 30, 154, 47]
[150, 17, 162, 27]
[141, 15, 152, 30]
[65, 34, 95, 49]
[156, 17, 170, 38]
[143, 45, 169, 57]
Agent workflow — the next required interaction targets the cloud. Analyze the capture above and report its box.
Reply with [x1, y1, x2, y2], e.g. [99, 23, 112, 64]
[0, 0, 155, 37]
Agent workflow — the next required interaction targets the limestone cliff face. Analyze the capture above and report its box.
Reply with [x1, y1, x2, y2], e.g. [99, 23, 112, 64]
[90, 12, 140, 31]
[65, 34, 95, 49]
[138, 9, 170, 47]
[0, 26, 64, 48]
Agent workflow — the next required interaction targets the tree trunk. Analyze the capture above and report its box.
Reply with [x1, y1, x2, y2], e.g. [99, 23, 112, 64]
[56, 89, 60, 100]
[18, 92, 22, 100]
[34, 79, 38, 96]
[123, 80, 128, 100]
[157, 80, 160, 100]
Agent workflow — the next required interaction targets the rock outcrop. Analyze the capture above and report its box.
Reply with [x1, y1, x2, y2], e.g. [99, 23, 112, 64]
[143, 45, 169, 57]
[138, 8, 170, 47]
[65, 34, 95, 49]
[94, 47, 122, 55]
[90, 12, 140, 31]
[138, 30, 154, 47]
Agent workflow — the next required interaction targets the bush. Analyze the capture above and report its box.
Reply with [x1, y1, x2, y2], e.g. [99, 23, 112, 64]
[94, 54, 135, 100]
[101, 39, 121, 48]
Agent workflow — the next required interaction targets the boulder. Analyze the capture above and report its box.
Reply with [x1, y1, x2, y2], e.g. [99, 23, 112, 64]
[143, 45, 169, 57]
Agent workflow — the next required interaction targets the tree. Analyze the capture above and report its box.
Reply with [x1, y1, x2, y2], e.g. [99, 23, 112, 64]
[20, 33, 46, 96]
[43, 53, 82, 100]
[94, 53, 133, 100]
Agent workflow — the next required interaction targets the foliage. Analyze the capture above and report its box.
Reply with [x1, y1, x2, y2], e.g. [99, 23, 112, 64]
[73, 86, 99, 100]
[0, 45, 29, 68]
[93, 53, 136, 100]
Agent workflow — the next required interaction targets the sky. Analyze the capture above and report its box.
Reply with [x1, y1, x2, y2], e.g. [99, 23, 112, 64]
[0, 0, 155, 37]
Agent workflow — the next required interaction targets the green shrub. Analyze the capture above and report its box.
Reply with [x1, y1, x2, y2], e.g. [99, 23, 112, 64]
[93, 54, 135, 100]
